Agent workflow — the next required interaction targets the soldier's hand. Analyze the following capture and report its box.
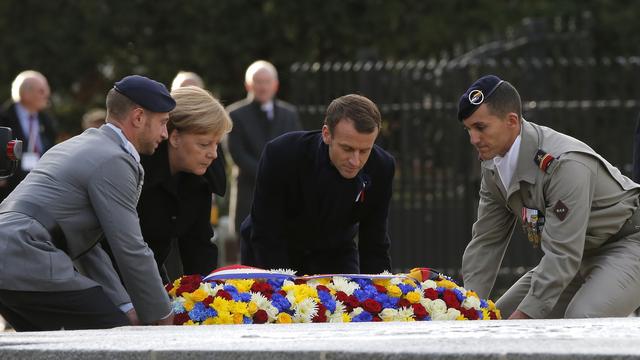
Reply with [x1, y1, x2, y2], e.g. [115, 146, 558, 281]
[154, 312, 174, 326]
[508, 309, 531, 320]
[126, 308, 140, 325]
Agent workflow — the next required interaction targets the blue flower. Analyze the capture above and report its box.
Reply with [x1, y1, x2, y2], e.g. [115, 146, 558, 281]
[188, 302, 208, 322]
[238, 293, 252, 302]
[352, 311, 373, 322]
[453, 288, 465, 302]
[480, 299, 488, 308]
[398, 283, 415, 295]
[204, 307, 217, 318]
[271, 293, 292, 312]
[243, 316, 252, 324]
[224, 285, 239, 295]
[172, 300, 186, 314]
[268, 278, 285, 288]
[354, 278, 372, 288]
[318, 291, 336, 313]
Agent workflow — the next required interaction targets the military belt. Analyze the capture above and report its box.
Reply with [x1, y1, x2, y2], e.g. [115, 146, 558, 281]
[608, 201, 640, 244]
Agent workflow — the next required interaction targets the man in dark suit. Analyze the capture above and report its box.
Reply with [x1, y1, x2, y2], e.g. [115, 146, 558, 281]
[227, 60, 302, 236]
[0, 75, 175, 331]
[0, 70, 57, 201]
[241, 94, 395, 275]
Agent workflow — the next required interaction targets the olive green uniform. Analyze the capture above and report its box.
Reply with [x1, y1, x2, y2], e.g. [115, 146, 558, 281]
[462, 119, 640, 318]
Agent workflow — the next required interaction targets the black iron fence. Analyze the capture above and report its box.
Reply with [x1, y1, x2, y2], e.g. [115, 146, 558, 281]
[287, 16, 640, 289]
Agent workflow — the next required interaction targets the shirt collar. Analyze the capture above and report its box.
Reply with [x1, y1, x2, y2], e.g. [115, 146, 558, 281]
[493, 134, 521, 190]
[105, 123, 141, 163]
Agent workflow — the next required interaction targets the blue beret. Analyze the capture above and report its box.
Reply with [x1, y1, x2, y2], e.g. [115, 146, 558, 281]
[114, 75, 176, 113]
[457, 75, 505, 121]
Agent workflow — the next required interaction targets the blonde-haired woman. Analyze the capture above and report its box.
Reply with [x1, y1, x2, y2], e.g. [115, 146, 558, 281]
[137, 86, 232, 282]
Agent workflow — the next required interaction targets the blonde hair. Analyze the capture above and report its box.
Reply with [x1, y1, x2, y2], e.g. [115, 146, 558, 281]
[244, 60, 278, 85]
[169, 86, 232, 136]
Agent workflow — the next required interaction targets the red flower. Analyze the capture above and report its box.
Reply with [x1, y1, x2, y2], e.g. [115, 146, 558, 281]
[215, 290, 233, 300]
[316, 285, 330, 293]
[250, 282, 273, 295]
[442, 290, 461, 310]
[423, 288, 439, 300]
[312, 303, 328, 323]
[335, 291, 349, 303]
[362, 299, 382, 314]
[202, 296, 215, 307]
[294, 279, 307, 285]
[372, 315, 382, 322]
[374, 284, 387, 293]
[253, 310, 269, 324]
[489, 310, 498, 320]
[397, 298, 411, 309]
[412, 303, 429, 320]
[175, 274, 202, 295]
[345, 295, 360, 309]
[165, 282, 174, 292]
[173, 312, 191, 325]
[277, 290, 287, 297]
[460, 307, 479, 320]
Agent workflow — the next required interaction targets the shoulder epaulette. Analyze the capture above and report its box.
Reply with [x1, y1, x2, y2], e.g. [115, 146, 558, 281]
[534, 149, 556, 173]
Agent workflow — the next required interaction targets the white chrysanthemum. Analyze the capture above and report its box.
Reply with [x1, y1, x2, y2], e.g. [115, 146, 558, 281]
[396, 307, 415, 321]
[269, 268, 297, 276]
[282, 279, 295, 287]
[419, 297, 432, 309]
[210, 283, 224, 294]
[350, 306, 364, 318]
[265, 306, 279, 322]
[250, 293, 271, 309]
[330, 277, 359, 295]
[421, 279, 437, 289]
[446, 308, 461, 320]
[431, 312, 450, 321]
[390, 277, 403, 285]
[327, 300, 347, 323]
[461, 295, 481, 310]
[293, 298, 318, 323]
[379, 308, 397, 322]
[378, 270, 393, 276]
[425, 299, 447, 316]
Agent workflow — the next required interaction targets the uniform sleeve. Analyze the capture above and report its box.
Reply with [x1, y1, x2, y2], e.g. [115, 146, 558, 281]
[358, 158, 395, 273]
[179, 191, 218, 276]
[518, 160, 594, 318]
[228, 115, 259, 180]
[462, 172, 517, 299]
[248, 143, 291, 268]
[87, 156, 171, 324]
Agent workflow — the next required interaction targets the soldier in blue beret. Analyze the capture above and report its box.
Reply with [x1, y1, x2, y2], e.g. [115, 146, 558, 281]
[459, 75, 640, 319]
[0, 75, 175, 330]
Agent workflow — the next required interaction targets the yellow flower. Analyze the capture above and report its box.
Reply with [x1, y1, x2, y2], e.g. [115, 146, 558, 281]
[436, 279, 457, 289]
[202, 317, 217, 325]
[183, 288, 208, 303]
[216, 311, 234, 324]
[494, 309, 502, 320]
[386, 285, 402, 298]
[212, 297, 231, 313]
[233, 313, 244, 324]
[184, 320, 198, 326]
[481, 308, 490, 320]
[316, 278, 330, 286]
[168, 287, 177, 297]
[466, 290, 479, 299]
[230, 301, 249, 316]
[183, 299, 195, 312]
[373, 278, 390, 287]
[342, 313, 351, 322]
[405, 291, 421, 304]
[487, 300, 497, 310]
[277, 313, 292, 324]
[248, 302, 258, 315]
[227, 279, 254, 293]
[456, 315, 467, 321]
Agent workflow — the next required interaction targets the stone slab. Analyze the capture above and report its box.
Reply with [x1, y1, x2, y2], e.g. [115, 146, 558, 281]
[1, 317, 639, 359]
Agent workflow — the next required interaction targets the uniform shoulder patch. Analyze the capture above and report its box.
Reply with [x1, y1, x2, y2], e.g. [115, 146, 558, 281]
[553, 200, 569, 221]
[534, 149, 556, 173]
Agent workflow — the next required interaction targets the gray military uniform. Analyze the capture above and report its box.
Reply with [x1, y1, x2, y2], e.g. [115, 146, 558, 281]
[462, 119, 640, 318]
[0, 125, 171, 324]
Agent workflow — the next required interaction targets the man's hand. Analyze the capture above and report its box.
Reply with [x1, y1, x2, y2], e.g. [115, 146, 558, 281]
[508, 310, 531, 320]
[126, 308, 140, 325]
[154, 313, 174, 325]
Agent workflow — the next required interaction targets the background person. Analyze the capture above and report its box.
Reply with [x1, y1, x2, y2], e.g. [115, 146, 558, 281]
[171, 71, 205, 91]
[459, 75, 640, 319]
[240, 94, 395, 275]
[0, 75, 175, 331]
[227, 60, 302, 240]
[0, 70, 57, 201]
[137, 86, 232, 282]
[81, 108, 107, 130]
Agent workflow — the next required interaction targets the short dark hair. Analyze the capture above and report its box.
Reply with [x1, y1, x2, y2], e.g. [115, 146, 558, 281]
[485, 81, 522, 120]
[324, 94, 381, 133]
[105, 88, 137, 121]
